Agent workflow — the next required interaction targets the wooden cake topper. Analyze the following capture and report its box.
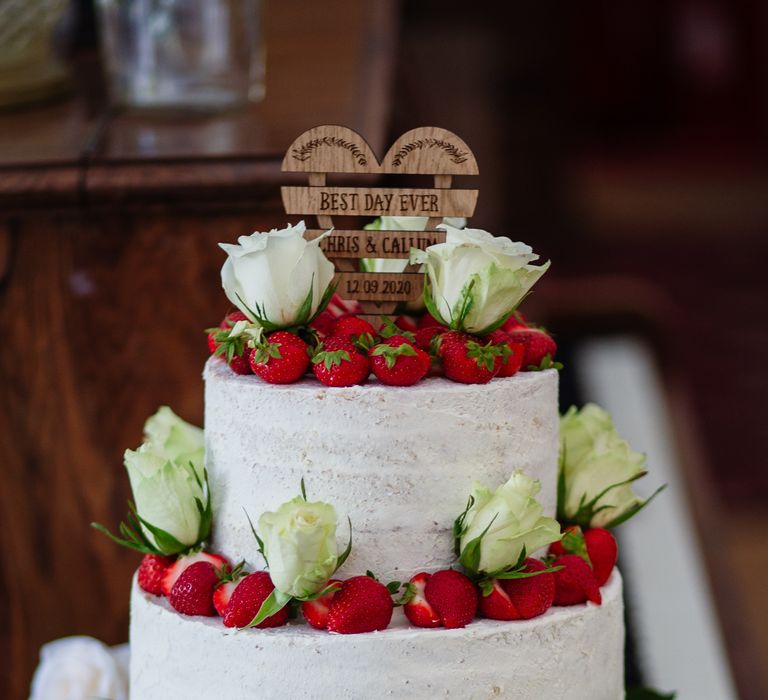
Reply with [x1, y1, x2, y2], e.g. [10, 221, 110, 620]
[281, 125, 479, 316]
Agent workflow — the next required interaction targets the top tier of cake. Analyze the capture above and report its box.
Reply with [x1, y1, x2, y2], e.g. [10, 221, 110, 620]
[204, 358, 559, 578]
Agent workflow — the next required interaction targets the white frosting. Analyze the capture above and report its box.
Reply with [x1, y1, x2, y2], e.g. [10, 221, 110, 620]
[204, 359, 560, 578]
[130, 572, 624, 700]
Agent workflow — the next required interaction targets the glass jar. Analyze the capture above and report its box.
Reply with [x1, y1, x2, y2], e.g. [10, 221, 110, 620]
[96, 0, 265, 110]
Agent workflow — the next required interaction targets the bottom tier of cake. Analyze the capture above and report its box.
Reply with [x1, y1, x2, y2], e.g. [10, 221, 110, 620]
[130, 571, 625, 700]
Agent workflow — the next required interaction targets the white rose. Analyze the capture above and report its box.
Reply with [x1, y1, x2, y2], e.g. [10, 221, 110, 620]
[219, 221, 336, 328]
[142, 406, 204, 480]
[560, 403, 651, 528]
[457, 471, 561, 575]
[258, 496, 340, 599]
[410, 224, 550, 334]
[361, 216, 466, 274]
[124, 443, 207, 554]
[29, 637, 129, 700]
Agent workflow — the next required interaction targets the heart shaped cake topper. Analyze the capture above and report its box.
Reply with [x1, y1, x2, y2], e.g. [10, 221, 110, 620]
[281, 125, 479, 316]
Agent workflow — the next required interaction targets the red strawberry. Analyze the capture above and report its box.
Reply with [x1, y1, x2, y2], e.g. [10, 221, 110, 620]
[161, 551, 230, 597]
[441, 336, 505, 384]
[325, 575, 394, 634]
[584, 528, 618, 587]
[249, 331, 310, 384]
[137, 554, 175, 596]
[553, 555, 602, 606]
[213, 579, 239, 617]
[206, 317, 254, 374]
[370, 336, 431, 386]
[310, 309, 337, 337]
[548, 525, 582, 558]
[501, 310, 528, 331]
[502, 558, 556, 619]
[333, 315, 377, 341]
[435, 330, 472, 357]
[212, 564, 249, 617]
[207, 330, 220, 354]
[169, 561, 220, 616]
[424, 569, 478, 629]
[414, 325, 446, 353]
[223, 571, 289, 629]
[220, 310, 249, 327]
[489, 330, 526, 378]
[403, 573, 441, 628]
[228, 352, 252, 375]
[478, 579, 520, 621]
[506, 327, 557, 369]
[394, 315, 418, 334]
[301, 579, 343, 630]
[417, 312, 443, 329]
[312, 336, 370, 387]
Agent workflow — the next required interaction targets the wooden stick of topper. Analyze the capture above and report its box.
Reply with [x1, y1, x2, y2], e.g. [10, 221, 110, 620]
[281, 125, 479, 318]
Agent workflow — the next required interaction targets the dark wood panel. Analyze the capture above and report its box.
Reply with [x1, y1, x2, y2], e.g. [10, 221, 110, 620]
[0, 209, 288, 700]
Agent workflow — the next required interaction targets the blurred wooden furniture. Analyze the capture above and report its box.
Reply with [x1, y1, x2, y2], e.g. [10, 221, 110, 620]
[0, 2, 397, 699]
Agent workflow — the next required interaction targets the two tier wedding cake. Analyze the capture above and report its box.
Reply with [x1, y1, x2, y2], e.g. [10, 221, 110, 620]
[92, 215, 659, 699]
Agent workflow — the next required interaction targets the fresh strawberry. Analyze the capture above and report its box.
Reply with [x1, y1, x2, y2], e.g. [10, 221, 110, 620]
[310, 309, 337, 337]
[489, 330, 526, 378]
[435, 330, 472, 357]
[548, 525, 581, 558]
[478, 578, 519, 621]
[394, 315, 419, 334]
[424, 569, 478, 629]
[249, 331, 310, 384]
[403, 573, 441, 628]
[206, 316, 255, 374]
[137, 554, 174, 596]
[169, 561, 220, 616]
[312, 336, 370, 387]
[161, 551, 230, 597]
[333, 315, 377, 341]
[414, 325, 446, 353]
[311, 294, 363, 336]
[584, 528, 618, 587]
[501, 310, 528, 331]
[325, 575, 394, 634]
[506, 326, 558, 370]
[212, 563, 248, 617]
[223, 571, 289, 629]
[502, 558, 556, 619]
[441, 336, 505, 384]
[301, 579, 343, 630]
[207, 330, 220, 354]
[370, 336, 431, 386]
[220, 310, 249, 328]
[552, 554, 602, 606]
[417, 312, 443, 329]
[213, 580, 239, 617]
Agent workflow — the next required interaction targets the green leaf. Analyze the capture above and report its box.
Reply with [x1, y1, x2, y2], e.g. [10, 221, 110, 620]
[244, 589, 292, 628]
[453, 494, 475, 557]
[334, 517, 353, 573]
[422, 275, 448, 327]
[459, 512, 498, 575]
[244, 509, 267, 566]
[478, 578, 495, 597]
[90, 521, 158, 555]
[386, 580, 402, 595]
[394, 582, 416, 606]
[493, 565, 563, 580]
[299, 581, 342, 602]
[604, 484, 667, 529]
[450, 276, 477, 330]
[300, 478, 308, 501]
[569, 472, 650, 527]
[625, 688, 676, 700]
[133, 512, 187, 556]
